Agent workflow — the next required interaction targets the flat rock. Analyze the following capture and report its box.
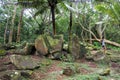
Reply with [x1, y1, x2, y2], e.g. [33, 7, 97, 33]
[9, 55, 40, 70]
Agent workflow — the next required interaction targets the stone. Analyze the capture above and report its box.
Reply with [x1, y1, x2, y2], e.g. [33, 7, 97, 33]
[0, 49, 6, 56]
[99, 68, 110, 76]
[46, 35, 63, 53]
[2, 44, 16, 50]
[0, 74, 11, 80]
[35, 34, 63, 56]
[35, 35, 48, 55]
[9, 55, 40, 70]
[23, 43, 36, 55]
[80, 44, 88, 58]
[63, 44, 68, 51]
[63, 67, 75, 76]
[93, 51, 105, 61]
[20, 71, 32, 78]
[48, 52, 62, 60]
[69, 35, 80, 59]
[0, 70, 19, 80]
[0, 70, 32, 80]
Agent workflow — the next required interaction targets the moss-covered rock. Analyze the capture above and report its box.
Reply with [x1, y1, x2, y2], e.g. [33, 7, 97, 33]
[60, 53, 75, 62]
[0, 49, 6, 56]
[35, 35, 48, 55]
[2, 44, 16, 50]
[99, 68, 110, 76]
[9, 55, 40, 70]
[93, 51, 105, 61]
[85, 50, 105, 61]
[63, 67, 75, 76]
[35, 34, 63, 56]
[0, 70, 33, 80]
[80, 44, 88, 58]
[69, 35, 80, 59]
[46, 35, 63, 53]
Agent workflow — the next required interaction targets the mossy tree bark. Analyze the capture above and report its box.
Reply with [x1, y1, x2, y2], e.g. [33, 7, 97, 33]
[9, 5, 17, 43]
[48, 0, 57, 36]
[68, 3, 72, 53]
[4, 17, 9, 44]
[16, 8, 24, 43]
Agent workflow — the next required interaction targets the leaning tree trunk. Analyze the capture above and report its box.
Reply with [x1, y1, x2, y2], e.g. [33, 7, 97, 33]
[68, 3, 72, 53]
[4, 17, 9, 44]
[16, 8, 24, 43]
[9, 5, 17, 43]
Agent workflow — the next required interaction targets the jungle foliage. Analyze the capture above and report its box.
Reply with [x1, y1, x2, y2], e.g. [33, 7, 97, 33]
[0, 0, 120, 48]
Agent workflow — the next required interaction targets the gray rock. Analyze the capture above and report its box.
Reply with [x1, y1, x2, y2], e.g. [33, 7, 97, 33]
[0, 70, 32, 80]
[69, 35, 80, 59]
[9, 55, 40, 70]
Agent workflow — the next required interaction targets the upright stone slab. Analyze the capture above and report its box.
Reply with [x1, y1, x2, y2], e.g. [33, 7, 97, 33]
[70, 35, 80, 59]
[35, 35, 48, 55]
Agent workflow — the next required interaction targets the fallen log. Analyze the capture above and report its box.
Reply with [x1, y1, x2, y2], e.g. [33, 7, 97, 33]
[92, 39, 120, 47]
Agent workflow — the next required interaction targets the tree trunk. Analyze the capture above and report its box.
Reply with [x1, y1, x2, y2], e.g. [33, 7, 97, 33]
[51, 6, 56, 36]
[4, 18, 9, 44]
[68, 3, 72, 53]
[16, 8, 24, 43]
[89, 26, 92, 44]
[9, 5, 17, 43]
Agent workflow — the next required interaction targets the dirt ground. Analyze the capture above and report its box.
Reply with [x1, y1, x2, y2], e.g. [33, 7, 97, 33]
[0, 50, 120, 80]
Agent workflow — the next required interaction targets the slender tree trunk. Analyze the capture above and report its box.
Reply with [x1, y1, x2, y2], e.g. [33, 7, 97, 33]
[89, 26, 92, 44]
[51, 6, 56, 35]
[16, 8, 24, 43]
[4, 18, 9, 44]
[68, 3, 72, 53]
[96, 13, 105, 39]
[9, 5, 17, 43]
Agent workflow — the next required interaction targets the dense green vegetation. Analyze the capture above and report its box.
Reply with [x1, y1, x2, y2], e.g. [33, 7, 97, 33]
[0, 0, 120, 47]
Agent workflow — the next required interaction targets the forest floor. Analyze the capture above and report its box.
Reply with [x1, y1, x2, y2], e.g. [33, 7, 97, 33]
[0, 49, 120, 80]
[30, 58, 120, 80]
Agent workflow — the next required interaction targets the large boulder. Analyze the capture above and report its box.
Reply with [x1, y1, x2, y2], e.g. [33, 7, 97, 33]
[9, 55, 40, 70]
[46, 35, 63, 53]
[35, 34, 63, 56]
[35, 35, 48, 55]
